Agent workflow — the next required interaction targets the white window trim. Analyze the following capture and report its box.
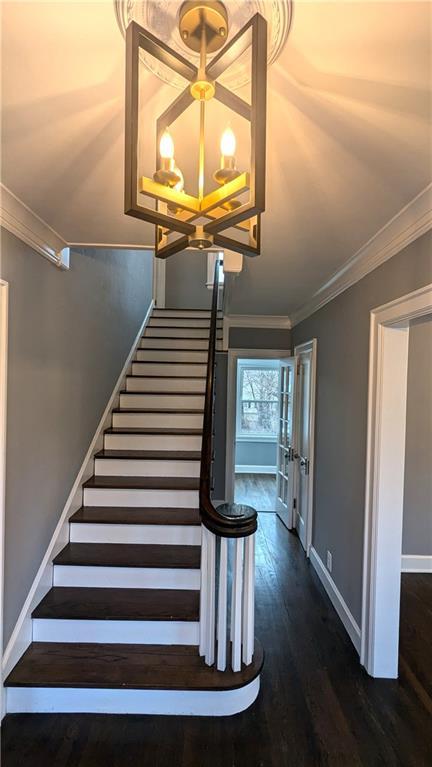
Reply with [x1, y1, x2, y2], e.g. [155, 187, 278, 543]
[235, 361, 280, 442]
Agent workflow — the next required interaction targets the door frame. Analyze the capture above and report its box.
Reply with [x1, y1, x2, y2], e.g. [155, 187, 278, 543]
[361, 284, 432, 678]
[225, 348, 291, 504]
[293, 339, 317, 557]
[276, 356, 297, 530]
[0, 280, 8, 718]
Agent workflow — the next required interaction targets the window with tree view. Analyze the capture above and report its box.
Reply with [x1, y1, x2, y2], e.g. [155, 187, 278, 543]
[237, 362, 280, 440]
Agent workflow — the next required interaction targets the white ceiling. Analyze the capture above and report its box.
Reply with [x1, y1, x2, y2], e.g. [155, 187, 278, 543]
[1, 1, 431, 314]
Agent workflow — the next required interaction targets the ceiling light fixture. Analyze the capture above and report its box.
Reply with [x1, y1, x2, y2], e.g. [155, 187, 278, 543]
[124, 0, 267, 258]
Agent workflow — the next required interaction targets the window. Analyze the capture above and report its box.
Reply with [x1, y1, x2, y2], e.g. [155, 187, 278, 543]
[206, 252, 224, 289]
[236, 360, 280, 441]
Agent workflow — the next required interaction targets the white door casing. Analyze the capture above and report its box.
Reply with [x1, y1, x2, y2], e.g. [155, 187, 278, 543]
[293, 340, 317, 557]
[276, 357, 297, 529]
[361, 284, 432, 679]
[0, 281, 8, 719]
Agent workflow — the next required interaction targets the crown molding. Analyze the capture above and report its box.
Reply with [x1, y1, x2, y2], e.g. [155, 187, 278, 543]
[290, 184, 432, 327]
[226, 314, 292, 330]
[0, 184, 70, 269]
[69, 242, 154, 251]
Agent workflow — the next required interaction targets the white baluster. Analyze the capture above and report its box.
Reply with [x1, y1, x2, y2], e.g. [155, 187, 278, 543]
[199, 525, 208, 656]
[231, 537, 244, 672]
[216, 537, 228, 671]
[205, 529, 216, 666]
[242, 533, 255, 666]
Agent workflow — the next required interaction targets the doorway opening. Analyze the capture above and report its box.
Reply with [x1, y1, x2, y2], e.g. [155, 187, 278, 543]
[361, 284, 432, 679]
[233, 358, 280, 511]
[225, 343, 317, 550]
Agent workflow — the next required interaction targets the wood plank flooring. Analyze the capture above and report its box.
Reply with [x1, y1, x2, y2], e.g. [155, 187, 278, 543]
[2, 514, 431, 767]
[235, 473, 277, 511]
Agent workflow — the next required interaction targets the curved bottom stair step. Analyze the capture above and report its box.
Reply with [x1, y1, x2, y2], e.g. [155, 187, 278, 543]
[5, 642, 263, 715]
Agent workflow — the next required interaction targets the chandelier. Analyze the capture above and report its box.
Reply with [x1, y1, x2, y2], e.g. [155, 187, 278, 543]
[124, 1, 267, 259]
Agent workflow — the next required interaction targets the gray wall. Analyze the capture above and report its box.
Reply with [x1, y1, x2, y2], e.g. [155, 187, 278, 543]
[402, 316, 432, 555]
[292, 229, 432, 626]
[229, 326, 291, 350]
[165, 249, 211, 310]
[235, 439, 277, 469]
[1, 230, 153, 646]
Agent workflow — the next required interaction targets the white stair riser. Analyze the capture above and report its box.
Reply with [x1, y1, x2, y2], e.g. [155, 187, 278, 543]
[53, 565, 200, 590]
[70, 522, 201, 545]
[152, 310, 211, 318]
[126, 377, 206, 393]
[95, 458, 200, 478]
[146, 328, 211, 338]
[149, 319, 211, 328]
[112, 412, 203, 429]
[140, 338, 209, 350]
[120, 393, 204, 410]
[104, 433, 202, 451]
[83, 487, 199, 508]
[33, 619, 199, 645]
[132, 363, 207, 377]
[6, 677, 260, 715]
[136, 350, 207, 363]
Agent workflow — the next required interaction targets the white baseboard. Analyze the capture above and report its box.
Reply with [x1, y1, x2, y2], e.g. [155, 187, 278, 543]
[1, 300, 154, 686]
[235, 465, 277, 475]
[309, 546, 361, 654]
[401, 555, 432, 573]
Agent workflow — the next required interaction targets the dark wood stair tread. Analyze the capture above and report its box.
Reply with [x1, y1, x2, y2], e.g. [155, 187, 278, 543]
[5, 641, 263, 691]
[83, 475, 199, 490]
[95, 449, 201, 460]
[53, 543, 201, 569]
[70, 506, 200, 526]
[32, 587, 199, 622]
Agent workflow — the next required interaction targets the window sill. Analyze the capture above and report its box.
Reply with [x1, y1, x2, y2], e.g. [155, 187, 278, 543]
[236, 434, 278, 443]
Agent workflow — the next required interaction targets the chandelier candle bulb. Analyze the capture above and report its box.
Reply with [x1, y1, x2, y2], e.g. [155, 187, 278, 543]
[160, 130, 175, 160]
[153, 130, 182, 187]
[214, 127, 240, 186]
[221, 127, 236, 160]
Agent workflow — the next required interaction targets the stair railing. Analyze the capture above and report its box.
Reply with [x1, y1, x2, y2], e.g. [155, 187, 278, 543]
[199, 257, 257, 672]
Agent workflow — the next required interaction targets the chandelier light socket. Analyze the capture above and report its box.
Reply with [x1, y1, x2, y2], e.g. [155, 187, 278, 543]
[214, 156, 240, 186]
[153, 158, 181, 187]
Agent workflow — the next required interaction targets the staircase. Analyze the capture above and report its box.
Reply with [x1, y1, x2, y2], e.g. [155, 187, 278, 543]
[4, 306, 263, 716]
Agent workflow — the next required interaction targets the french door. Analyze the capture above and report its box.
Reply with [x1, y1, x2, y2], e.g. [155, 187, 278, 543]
[276, 357, 297, 529]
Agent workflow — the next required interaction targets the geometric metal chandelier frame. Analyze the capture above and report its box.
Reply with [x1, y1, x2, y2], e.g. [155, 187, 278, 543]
[124, 11, 267, 259]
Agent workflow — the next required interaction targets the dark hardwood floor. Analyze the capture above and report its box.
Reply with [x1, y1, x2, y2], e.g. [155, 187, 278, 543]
[2, 514, 431, 767]
[235, 473, 277, 511]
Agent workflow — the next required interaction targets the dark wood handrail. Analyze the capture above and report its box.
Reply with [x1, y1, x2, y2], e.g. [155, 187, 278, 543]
[199, 258, 257, 538]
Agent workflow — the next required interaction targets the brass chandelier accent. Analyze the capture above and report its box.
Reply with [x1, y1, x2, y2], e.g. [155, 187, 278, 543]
[124, 1, 267, 258]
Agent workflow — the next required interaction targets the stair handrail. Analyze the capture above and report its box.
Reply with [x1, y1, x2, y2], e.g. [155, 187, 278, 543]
[199, 257, 257, 539]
